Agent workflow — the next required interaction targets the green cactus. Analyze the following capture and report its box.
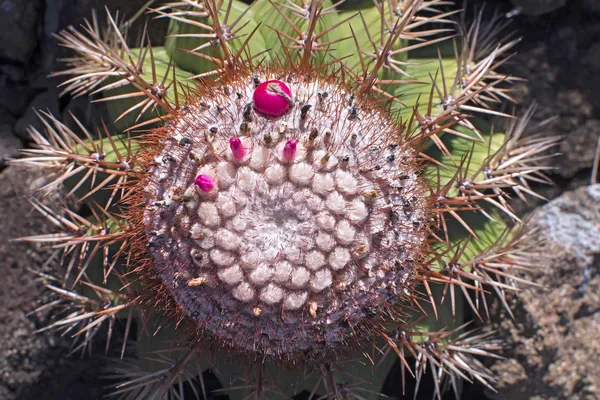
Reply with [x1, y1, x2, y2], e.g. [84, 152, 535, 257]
[13, 1, 559, 399]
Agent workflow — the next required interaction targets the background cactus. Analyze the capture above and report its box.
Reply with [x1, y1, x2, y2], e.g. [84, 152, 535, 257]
[11, 0, 560, 399]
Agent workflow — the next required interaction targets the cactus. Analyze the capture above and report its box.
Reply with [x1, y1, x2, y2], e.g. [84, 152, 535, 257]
[12, 1, 560, 399]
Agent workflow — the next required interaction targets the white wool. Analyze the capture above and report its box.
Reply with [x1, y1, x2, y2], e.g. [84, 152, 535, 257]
[216, 161, 236, 188]
[310, 269, 333, 292]
[305, 250, 326, 271]
[249, 145, 270, 171]
[306, 194, 324, 212]
[216, 194, 237, 218]
[273, 261, 293, 283]
[316, 232, 336, 252]
[293, 203, 312, 221]
[216, 229, 240, 251]
[237, 167, 257, 192]
[292, 188, 310, 203]
[198, 202, 221, 227]
[312, 173, 335, 195]
[289, 163, 315, 186]
[232, 282, 255, 302]
[260, 283, 284, 305]
[335, 170, 358, 195]
[199, 234, 215, 250]
[190, 223, 203, 240]
[265, 163, 286, 186]
[240, 250, 261, 270]
[329, 248, 351, 270]
[285, 245, 303, 263]
[283, 291, 308, 310]
[231, 190, 248, 208]
[335, 220, 356, 245]
[290, 267, 310, 288]
[248, 264, 273, 285]
[210, 248, 235, 266]
[326, 192, 346, 215]
[316, 212, 336, 231]
[231, 214, 247, 232]
[312, 150, 338, 171]
[297, 233, 315, 251]
[348, 198, 368, 223]
[217, 265, 243, 285]
[262, 245, 279, 263]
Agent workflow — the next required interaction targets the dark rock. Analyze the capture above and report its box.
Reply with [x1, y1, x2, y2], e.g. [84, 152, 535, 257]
[0, 166, 105, 400]
[583, 42, 600, 70]
[500, 1, 600, 183]
[509, 0, 566, 15]
[0, 111, 16, 126]
[44, 0, 169, 47]
[0, 166, 57, 398]
[0, 76, 35, 117]
[557, 120, 600, 178]
[578, 41, 600, 112]
[0, 0, 43, 63]
[0, 125, 23, 165]
[14, 91, 61, 140]
[581, 0, 600, 14]
[490, 185, 600, 400]
[0, 65, 26, 82]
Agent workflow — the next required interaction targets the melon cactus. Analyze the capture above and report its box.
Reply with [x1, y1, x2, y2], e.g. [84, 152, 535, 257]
[12, 0, 559, 399]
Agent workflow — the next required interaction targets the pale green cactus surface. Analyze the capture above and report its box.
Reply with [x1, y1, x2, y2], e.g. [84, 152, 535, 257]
[11, 0, 560, 399]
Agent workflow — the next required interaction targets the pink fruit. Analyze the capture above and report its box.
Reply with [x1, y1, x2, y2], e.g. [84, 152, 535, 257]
[229, 137, 246, 159]
[194, 174, 214, 191]
[283, 139, 298, 161]
[253, 80, 293, 118]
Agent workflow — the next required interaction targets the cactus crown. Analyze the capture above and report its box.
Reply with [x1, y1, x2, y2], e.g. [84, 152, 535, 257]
[12, 0, 559, 399]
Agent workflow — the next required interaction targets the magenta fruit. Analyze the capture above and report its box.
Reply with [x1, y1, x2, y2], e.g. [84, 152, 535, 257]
[194, 174, 215, 192]
[252, 80, 294, 118]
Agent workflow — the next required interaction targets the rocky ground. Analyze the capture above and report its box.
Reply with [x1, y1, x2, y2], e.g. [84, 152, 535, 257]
[0, 2, 166, 399]
[489, 185, 600, 400]
[0, 167, 106, 400]
[1, 0, 599, 399]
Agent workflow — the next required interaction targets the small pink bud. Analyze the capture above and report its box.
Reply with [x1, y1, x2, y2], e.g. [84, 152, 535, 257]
[283, 139, 298, 161]
[194, 174, 214, 192]
[253, 80, 293, 118]
[229, 137, 246, 159]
